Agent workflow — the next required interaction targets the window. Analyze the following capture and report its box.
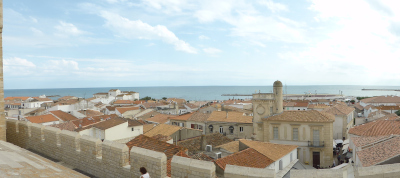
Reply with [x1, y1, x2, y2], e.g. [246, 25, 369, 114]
[209, 125, 213, 132]
[240, 127, 244, 132]
[131, 128, 134, 131]
[198, 125, 203, 130]
[313, 129, 320, 146]
[273, 127, 279, 140]
[270, 107, 273, 114]
[293, 128, 298, 141]
[290, 153, 293, 162]
[279, 160, 283, 170]
[229, 126, 234, 134]
[219, 126, 224, 133]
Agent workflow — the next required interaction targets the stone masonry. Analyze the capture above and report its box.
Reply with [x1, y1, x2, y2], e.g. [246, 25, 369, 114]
[171, 155, 216, 178]
[224, 164, 276, 178]
[131, 146, 167, 178]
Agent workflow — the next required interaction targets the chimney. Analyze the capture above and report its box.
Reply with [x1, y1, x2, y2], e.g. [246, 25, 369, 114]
[200, 135, 206, 151]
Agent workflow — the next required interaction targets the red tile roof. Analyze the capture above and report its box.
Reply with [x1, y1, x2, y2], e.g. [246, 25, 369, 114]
[348, 114, 400, 136]
[4, 96, 31, 101]
[357, 136, 400, 167]
[239, 139, 297, 161]
[115, 107, 140, 114]
[126, 135, 188, 177]
[214, 148, 274, 170]
[72, 114, 119, 128]
[207, 111, 252, 123]
[50, 110, 78, 122]
[128, 119, 146, 127]
[92, 117, 126, 130]
[49, 121, 77, 131]
[114, 100, 135, 105]
[361, 96, 400, 104]
[146, 114, 176, 124]
[169, 113, 194, 121]
[323, 103, 355, 116]
[263, 110, 335, 123]
[177, 133, 233, 154]
[294, 102, 309, 107]
[25, 114, 59, 124]
[77, 109, 104, 117]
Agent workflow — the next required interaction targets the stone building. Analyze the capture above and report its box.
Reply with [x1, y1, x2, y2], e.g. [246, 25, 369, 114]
[323, 103, 355, 139]
[205, 111, 253, 140]
[252, 80, 283, 141]
[261, 110, 334, 168]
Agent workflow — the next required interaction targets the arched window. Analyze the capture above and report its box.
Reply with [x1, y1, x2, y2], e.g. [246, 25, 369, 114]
[229, 126, 234, 134]
[209, 125, 213, 132]
[219, 126, 224, 133]
[279, 160, 283, 170]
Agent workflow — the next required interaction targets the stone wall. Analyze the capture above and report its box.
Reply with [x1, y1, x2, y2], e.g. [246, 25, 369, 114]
[356, 163, 400, 178]
[171, 155, 216, 178]
[291, 169, 343, 178]
[224, 165, 276, 178]
[6, 120, 219, 178]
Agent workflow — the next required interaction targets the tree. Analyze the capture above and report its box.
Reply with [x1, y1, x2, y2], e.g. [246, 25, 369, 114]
[162, 97, 167, 100]
[395, 109, 400, 116]
[350, 100, 355, 104]
[140, 96, 152, 101]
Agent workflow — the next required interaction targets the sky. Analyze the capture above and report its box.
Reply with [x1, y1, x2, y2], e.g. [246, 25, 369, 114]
[3, 0, 400, 89]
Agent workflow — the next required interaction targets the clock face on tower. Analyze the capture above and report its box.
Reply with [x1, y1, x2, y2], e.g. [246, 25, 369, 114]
[256, 104, 265, 115]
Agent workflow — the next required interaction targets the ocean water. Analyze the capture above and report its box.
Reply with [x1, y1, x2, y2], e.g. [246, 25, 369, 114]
[4, 85, 400, 101]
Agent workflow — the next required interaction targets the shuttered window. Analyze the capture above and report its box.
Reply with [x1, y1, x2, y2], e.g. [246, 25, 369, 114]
[293, 128, 298, 141]
[273, 127, 279, 140]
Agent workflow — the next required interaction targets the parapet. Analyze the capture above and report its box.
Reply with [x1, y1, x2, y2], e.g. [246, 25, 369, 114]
[224, 164, 275, 178]
[171, 155, 216, 178]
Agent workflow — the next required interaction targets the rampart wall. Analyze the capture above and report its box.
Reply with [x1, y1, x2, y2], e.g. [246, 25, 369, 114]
[6, 120, 400, 178]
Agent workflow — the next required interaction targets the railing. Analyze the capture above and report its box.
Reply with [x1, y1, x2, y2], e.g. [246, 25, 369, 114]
[308, 141, 325, 147]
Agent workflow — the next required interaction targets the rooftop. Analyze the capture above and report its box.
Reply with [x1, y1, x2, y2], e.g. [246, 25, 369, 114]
[146, 114, 176, 124]
[25, 114, 59, 124]
[263, 110, 335, 123]
[77, 109, 104, 117]
[351, 135, 391, 148]
[207, 111, 252, 123]
[92, 117, 126, 130]
[215, 141, 239, 153]
[113, 100, 135, 105]
[239, 139, 298, 161]
[50, 110, 79, 122]
[214, 148, 274, 170]
[115, 106, 140, 114]
[361, 95, 400, 104]
[143, 124, 182, 137]
[128, 119, 146, 127]
[348, 114, 400, 136]
[49, 121, 77, 131]
[169, 113, 194, 121]
[178, 133, 233, 154]
[357, 136, 400, 167]
[323, 103, 355, 116]
[187, 112, 211, 122]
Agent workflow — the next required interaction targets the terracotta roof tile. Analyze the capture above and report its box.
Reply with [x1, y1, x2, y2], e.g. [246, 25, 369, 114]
[113, 100, 135, 105]
[323, 103, 355, 115]
[128, 119, 146, 127]
[207, 111, 252, 123]
[190, 153, 214, 161]
[361, 96, 400, 104]
[58, 96, 77, 101]
[353, 103, 364, 110]
[50, 110, 78, 122]
[32, 97, 53, 102]
[187, 112, 211, 122]
[25, 114, 59, 124]
[374, 105, 400, 111]
[151, 134, 172, 142]
[215, 141, 240, 153]
[72, 114, 119, 128]
[143, 124, 182, 137]
[143, 124, 157, 134]
[115, 106, 140, 114]
[223, 106, 252, 114]
[178, 133, 233, 154]
[77, 109, 104, 117]
[49, 122, 77, 131]
[308, 104, 330, 109]
[140, 102, 166, 109]
[106, 106, 116, 111]
[348, 114, 400, 136]
[4, 96, 31, 101]
[239, 139, 297, 161]
[214, 148, 274, 170]
[351, 135, 391, 148]
[169, 113, 194, 121]
[55, 99, 80, 105]
[357, 136, 400, 167]
[264, 110, 335, 123]
[146, 114, 176, 124]
[136, 110, 161, 120]
[185, 103, 199, 109]
[92, 117, 126, 130]
[126, 135, 187, 177]
[294, 102, 309, 107]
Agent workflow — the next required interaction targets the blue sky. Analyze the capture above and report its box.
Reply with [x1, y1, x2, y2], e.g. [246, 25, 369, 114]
[3, 0, 400, 89]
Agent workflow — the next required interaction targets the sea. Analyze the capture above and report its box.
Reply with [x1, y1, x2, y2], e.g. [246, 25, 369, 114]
[4, 85, 400, 101]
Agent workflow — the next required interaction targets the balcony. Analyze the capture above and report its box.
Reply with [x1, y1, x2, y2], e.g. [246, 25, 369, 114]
[308, 141, 325, 147]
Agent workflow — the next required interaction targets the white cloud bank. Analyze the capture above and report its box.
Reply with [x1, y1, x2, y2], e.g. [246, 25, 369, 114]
[99, 11, 197, 54]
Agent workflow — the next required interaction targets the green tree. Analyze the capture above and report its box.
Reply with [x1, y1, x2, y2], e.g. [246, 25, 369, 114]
[140, 96, 152, 101]
[395, 109, 400, 116]
[162, 97, 167, 100]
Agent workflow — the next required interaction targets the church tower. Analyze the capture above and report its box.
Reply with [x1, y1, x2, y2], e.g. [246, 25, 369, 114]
[252, 80, 283, 141]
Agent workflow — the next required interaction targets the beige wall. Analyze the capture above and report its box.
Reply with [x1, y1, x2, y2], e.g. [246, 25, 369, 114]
[264, 121, 333, 168]
[205, 122, 253, 140]
[0, 0, 5, 141]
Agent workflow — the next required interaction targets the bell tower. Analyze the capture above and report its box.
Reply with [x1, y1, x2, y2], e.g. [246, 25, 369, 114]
[252, 80, 283, 141]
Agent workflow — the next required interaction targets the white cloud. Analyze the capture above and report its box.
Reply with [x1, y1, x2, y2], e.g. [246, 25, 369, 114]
[203, 47, 222, 54]
[30, 27, 43, 36]
[199, 35, 210, 40]
[49, 59, 79, 70]
[54, 21, 86, 36]
[258, 0, 288, 13]
[141, 0, 190, 14]
[100, 11, 197, 53]
[146, 43, 155, 46]
[4, 57, 36, 68]
[29, 16, 38, 23]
